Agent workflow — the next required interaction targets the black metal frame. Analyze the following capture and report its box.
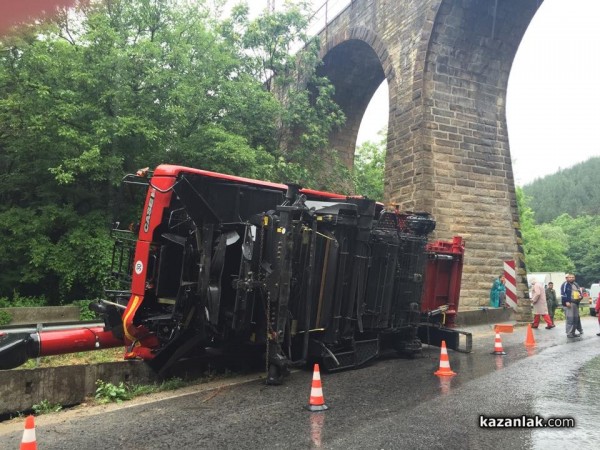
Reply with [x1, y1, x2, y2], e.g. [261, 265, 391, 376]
[103, 171, 440, 382]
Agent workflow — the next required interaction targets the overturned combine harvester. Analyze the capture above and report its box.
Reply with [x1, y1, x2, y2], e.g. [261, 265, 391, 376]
[0, 165, 469, 384]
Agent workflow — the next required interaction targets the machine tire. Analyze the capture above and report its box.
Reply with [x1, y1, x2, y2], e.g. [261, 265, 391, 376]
[266, 363, 283, 385]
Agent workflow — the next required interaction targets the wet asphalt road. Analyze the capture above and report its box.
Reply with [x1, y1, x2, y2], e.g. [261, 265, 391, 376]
[1, 317, 600, 449]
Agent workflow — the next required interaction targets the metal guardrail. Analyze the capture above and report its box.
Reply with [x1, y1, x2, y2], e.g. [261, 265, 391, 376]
[0, 320, 105, 334]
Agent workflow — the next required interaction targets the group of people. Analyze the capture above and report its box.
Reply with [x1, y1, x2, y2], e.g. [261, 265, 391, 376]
[489, 273, 600, 337]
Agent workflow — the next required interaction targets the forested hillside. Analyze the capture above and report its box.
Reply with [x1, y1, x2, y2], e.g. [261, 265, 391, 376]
[519, 156, 600, 286]
[522, 156, 600, 223]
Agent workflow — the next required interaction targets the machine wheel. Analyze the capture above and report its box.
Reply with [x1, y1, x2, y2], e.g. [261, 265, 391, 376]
[266, 363, 283, 385]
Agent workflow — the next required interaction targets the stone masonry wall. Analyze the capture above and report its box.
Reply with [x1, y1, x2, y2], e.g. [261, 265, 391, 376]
[316, 0, 543, 317]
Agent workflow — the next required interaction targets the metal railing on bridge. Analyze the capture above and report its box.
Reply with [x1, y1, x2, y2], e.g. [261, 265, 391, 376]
[307, 0, 352, 38]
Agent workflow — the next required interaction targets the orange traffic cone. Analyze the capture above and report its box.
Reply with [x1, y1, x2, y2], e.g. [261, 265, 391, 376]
[434, 340, 456, 376]
[20, 415, 37, 450]
[306, 363, 328, 411]
[491, 333, 506, 355]
[525, 324, 537, 347]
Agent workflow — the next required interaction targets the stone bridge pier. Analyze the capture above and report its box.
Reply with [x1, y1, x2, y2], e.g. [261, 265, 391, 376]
[315, 0, 543, 319]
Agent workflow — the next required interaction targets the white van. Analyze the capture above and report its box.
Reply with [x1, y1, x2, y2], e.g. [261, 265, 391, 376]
[589, 283, 599, 316]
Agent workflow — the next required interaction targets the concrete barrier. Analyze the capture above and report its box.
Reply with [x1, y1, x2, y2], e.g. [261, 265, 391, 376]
[454, 307, 514, 327]
[0, 361, 157, 417]
[1, 306, 80, 325]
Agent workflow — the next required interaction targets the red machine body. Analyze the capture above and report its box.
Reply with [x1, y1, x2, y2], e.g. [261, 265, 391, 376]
[0, 326, 123, 370]
[38, 327, 123, 356]
[421, 236, 465, 328]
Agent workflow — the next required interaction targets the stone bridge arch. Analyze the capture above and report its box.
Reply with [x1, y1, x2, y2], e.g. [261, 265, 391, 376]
[314, 0, 543, 317]
[316, 26, 394, 168]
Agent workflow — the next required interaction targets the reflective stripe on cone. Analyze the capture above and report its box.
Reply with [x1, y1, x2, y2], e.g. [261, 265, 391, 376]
[20, 415, 37, 450]
[434, 340, 456, 376]
[306, 363, 328, 411]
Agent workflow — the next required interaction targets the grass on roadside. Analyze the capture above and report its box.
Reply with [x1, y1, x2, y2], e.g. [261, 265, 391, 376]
[6, 366, 239, 421]
[17, 377, 191, 419]
[18, 347, 124, 370]
[32, 400, 63, 415]
[94, 377, 189, 404]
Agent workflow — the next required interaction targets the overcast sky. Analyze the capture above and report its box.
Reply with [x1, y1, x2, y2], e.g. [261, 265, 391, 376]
[505, 0, 600, 186]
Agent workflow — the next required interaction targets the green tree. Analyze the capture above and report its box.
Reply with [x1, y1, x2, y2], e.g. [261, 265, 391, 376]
[520, 156, 600, 286]
[222, 1, 348, 190]
[352, 130, 386, 201]
[0, 0, 351, 302]
[517, 188, 573, 273]
[523, 156, 600, 223]
[552, 214, 600, 286]
[1, 0, 263, 302]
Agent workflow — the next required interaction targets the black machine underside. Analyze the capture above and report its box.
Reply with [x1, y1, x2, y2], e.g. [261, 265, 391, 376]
[103, 174, 439, 383]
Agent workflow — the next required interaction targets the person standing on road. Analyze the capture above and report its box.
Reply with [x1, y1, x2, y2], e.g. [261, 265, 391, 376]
[489, 275, 506, 308]
[595, 292, 600, 336]
[530, 278, 554, 329]
[560, 273, 583, 338]
[545, 282, 558, 322]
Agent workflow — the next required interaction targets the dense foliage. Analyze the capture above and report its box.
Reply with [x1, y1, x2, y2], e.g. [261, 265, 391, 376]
[0, 0, 347, 304]
[522, 156, 600, 223]
[519, 156, 600, 286]
[517, 187, 600, 287]
[352, 129, 386, 201]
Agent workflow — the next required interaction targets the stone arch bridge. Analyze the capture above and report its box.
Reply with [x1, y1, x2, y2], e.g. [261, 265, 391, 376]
[311, 0, 543, 317]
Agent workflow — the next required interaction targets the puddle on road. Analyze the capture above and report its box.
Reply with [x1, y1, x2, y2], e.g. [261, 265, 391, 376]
[494, 355, 504, 370]
[309, 412, 325, 447]
[532, 354, 600, 448]
[438, 375, 453, 395]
